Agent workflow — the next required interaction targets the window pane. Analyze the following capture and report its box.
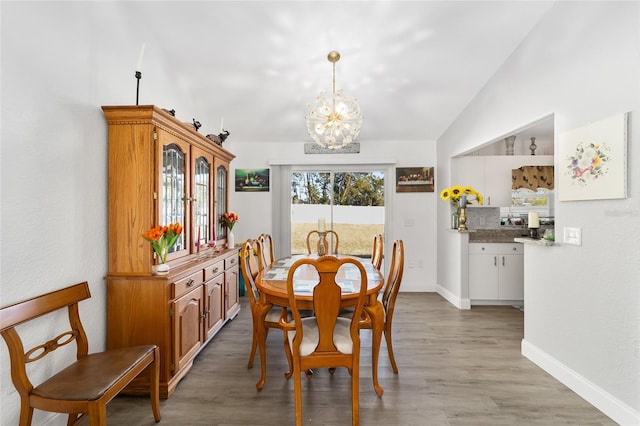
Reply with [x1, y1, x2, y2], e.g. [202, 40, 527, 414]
[290, 170, 384, 257]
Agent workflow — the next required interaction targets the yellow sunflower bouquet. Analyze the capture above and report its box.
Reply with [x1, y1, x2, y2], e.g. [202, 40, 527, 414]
[440, 185, 483, 208]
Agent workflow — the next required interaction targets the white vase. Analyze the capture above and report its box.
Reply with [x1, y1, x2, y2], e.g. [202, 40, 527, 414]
[227, 231, 235, 248]
[153, 263, 170, 275]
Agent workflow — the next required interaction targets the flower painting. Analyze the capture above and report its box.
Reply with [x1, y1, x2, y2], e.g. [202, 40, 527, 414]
[558, 112, 628, 201]
[565, 142, 610, 186]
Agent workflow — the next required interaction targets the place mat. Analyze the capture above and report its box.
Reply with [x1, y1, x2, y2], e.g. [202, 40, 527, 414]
[263, 268, 289, 281]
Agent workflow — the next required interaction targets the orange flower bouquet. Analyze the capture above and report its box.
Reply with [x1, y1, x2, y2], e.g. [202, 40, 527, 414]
[142, 222, 183, 264]
[221, 212, 239, 231]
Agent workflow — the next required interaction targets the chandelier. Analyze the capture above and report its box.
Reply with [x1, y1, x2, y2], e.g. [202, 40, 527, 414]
[305, 51, 363, 150]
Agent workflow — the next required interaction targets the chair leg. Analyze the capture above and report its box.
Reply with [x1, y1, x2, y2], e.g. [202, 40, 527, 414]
[150, 347, 161, 422]
[293, 365, 303, 426]
[18, 399, 33, 426]
[351, 362, 360, 426]
[67, 413, 80, 426]
[384, 322, 399, 374]
[247, 330, 258, 369]
[87, 402, 107, 426]
[255, 325, 268, 390]
[282, 330, 293, 379]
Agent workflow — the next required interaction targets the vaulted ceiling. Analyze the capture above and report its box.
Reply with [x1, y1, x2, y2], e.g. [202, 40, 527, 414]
[119, 1, 554, 143]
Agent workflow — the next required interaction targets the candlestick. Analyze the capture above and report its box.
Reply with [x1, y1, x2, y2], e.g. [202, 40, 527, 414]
[458, 207, 468, 231]
[220, 116, 224, 132]
[318, 218, 326, 233]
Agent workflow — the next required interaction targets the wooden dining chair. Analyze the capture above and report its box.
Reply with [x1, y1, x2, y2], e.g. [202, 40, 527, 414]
[371, 233, 384, 270]
[306, 229, 339, 255]
[257, 233, 275, 270]
[0, 282, 160, 426]
[240, 239, 292, 390]
[362, 239, 405, 373]
[281, 256, 368, 426]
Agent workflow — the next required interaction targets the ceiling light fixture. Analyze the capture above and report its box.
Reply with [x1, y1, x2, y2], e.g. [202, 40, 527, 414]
[305, 51, 363, 150]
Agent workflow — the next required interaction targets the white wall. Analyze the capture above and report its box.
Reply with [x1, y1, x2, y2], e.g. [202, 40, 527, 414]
[437, 2, 640, 424]
[0, 2, 203, 424]
[226, 139, 438, 293]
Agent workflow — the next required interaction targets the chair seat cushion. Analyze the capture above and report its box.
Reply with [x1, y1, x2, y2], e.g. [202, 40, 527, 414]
[32, 345, 156, 401]
[288, 317, 353, 356]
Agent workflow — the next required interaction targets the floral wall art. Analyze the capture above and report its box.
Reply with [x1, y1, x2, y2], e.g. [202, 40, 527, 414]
[558, 112, 628, 201]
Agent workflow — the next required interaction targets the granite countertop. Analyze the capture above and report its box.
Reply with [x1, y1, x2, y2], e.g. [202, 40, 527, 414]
[468, 228, 532, 243]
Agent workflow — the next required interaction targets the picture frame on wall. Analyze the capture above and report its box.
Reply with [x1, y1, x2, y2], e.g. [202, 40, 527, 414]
[558, 112, 628, 201]
[235, 168, 270, 192]
[395, 167, 435, 193]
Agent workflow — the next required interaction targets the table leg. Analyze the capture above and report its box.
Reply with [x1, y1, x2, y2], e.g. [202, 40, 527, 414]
[365, 300, 385, 397]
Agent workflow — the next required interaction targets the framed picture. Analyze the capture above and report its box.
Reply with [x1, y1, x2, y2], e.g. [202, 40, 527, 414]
[235, 168, 270, 192]
[395, 167, 435, 193]
[558, 112, 628, 201]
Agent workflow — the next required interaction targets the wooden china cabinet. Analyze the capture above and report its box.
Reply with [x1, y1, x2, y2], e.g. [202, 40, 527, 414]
[102, 105, 239, 398]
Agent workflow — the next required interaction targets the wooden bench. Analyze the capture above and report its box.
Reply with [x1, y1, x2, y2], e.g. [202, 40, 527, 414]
[0, 281, 161, 425]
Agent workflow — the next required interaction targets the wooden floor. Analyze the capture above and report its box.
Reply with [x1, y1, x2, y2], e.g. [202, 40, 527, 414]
[107, 293, 615, 425]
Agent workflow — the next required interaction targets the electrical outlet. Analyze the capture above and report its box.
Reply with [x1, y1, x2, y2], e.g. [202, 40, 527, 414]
[563, 227, 582, 245]
[408, 260, 415, 268]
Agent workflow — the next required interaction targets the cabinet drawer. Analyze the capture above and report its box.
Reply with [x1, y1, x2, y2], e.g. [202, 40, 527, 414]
[224, 255, 238, 270]
[204, 260, 225, 281]
[469, 243, 523, 255]
[171, 271, 203, 299]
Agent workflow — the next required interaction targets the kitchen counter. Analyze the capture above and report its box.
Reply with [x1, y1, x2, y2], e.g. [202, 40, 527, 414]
[514, 237, 555, 246]
[468, 228, 531, 243]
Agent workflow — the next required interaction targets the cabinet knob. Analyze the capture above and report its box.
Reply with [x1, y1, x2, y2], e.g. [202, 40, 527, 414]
[212, 267, 219, 273]
[187, 279, 195, 287]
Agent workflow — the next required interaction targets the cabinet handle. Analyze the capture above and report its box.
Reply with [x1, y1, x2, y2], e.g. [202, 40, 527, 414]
[494, 256, 497, 266]
[187, 279, 195, 287]
[502, 256, 505, 266]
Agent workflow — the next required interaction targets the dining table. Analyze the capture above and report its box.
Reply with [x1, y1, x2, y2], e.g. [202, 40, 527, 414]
[256, 253, 386, 397]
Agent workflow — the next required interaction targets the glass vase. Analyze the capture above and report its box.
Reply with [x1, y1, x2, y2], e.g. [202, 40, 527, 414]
[451, 209, 460, 230]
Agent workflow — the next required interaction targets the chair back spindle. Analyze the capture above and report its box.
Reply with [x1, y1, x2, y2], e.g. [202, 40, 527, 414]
[306, 230, 339, 255]
[257, 233, 275, 270]
[371, 234, 384, 270]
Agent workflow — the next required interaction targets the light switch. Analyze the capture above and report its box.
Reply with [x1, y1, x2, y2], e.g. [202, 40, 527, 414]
[563, 227, 582, 245]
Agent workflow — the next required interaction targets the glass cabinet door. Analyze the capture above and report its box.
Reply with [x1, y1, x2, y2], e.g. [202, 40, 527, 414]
[216, 165, 228, 240]
[193, 148, 213, 248]
[160, 136, 190, 259]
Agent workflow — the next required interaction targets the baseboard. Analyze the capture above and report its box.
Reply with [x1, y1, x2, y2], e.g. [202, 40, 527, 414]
[436, 284, 470, 309]
[522, 339, 640, 426]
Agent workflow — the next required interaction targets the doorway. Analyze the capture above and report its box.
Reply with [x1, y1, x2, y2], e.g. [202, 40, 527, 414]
[290, 169, 385, 257]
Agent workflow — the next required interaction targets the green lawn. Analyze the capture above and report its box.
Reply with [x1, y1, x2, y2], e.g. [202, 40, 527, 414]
[291, 223, 384, 257]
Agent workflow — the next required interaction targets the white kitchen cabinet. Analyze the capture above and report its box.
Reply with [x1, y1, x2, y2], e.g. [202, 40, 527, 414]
[453, 155, 553, 207]
[469, 243, 524, 304]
